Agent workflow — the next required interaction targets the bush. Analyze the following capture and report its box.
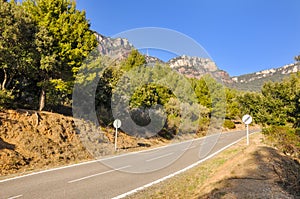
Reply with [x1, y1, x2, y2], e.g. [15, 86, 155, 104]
[263, 126, 300, 159]
[0, 90, 14, 109]
[223, 119, 236, 129]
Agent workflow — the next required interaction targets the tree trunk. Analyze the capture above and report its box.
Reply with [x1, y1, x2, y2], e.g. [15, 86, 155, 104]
[39, 88, 46, 111]
[1, 68, 8, 90]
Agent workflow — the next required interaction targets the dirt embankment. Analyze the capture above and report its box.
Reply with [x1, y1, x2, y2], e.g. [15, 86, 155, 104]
[198, 133, 300, 198]
[0, 109, 91, 176]
[0, 109, 169, 177]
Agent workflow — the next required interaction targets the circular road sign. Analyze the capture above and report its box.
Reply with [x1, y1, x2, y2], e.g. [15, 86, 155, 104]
[242, 114, 252, 125]
[113, 119, 122, 129]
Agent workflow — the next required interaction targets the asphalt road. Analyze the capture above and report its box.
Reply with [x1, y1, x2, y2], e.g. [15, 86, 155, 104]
[1, 130, 258, 199]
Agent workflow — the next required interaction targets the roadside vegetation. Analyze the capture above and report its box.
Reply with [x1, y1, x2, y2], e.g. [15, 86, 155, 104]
[239, 72, 300, 159]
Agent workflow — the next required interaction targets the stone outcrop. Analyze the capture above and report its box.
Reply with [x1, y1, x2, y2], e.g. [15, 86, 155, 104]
[95, 32, 133, 60]
[167, 55, 232, 83]
[232, 63, 300, 84]
[94, 31, 299, 90]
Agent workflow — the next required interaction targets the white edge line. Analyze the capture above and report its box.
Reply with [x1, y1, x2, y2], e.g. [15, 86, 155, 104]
[0, 133, 217, 183]
[0, 130, 259, 183]
[112, 135, 250, 199]
[68, 165, 131, 183]
[8, 195, 23, 199]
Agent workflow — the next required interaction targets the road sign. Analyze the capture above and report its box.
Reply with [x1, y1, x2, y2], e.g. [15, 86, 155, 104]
[242, 114, 252, 125]
[113, 119, 121, 151]
[242, 114, 252, 145]
[113, 119, 122, 129]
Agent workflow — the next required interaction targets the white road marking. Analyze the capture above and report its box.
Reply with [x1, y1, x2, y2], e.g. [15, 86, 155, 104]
[112, 135, 248, 199]
[146, 153, 174, 162]
[0, 130, 259, 184]
[8, 195, 23, 199]
[68, 165, 131, 183]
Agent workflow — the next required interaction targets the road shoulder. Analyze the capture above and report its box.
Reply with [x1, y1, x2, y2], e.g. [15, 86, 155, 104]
[126, 132, 300, 199]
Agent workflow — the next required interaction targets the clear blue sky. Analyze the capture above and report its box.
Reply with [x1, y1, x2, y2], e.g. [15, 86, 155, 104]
[76, 0, 300, 76]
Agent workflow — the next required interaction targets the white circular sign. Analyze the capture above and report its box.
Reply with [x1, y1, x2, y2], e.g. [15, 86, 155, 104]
[113, 119, 122, 129]
[242, 114, 252, 125]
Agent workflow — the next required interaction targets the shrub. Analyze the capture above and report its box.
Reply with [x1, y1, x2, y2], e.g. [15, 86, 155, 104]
[0, 90, 14, 109]
[223, 119, 236, 129]
[263, 126, 300, 159]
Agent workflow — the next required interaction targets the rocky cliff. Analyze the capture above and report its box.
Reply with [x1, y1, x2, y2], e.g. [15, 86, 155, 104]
[168, 55, 218, 73]
[167, 55, 233, 83]
[232, 63, 300, 84]
[94, 32, 232, 83]
[145, 55, 165, 66]
[95, 32, 133, 60]
[94, 32, 299, 90]
[231, 62, 300, 91]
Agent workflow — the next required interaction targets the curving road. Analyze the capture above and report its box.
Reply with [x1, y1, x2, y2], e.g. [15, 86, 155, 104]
[0, 130, 258, 199]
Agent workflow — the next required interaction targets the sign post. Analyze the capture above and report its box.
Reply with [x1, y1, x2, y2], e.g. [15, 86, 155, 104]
[246, 124, 249, 145]
[113, 119, 121, 151]
[242, 114, 252, 145]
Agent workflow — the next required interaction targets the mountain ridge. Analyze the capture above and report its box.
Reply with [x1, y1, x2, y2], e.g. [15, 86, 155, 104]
[96, 32, 299, 91]
[231, 62, 300, 91]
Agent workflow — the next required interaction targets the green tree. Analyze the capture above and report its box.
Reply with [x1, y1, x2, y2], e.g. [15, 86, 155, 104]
[23, 0, 97, 110]
[238, 92, 266, 124]
[0, 1, 37, 91]
[130, 83, 174, 108]
[261, 81, 290, 125]
[121, 49, 146, 71]
[239, 72, 300, 128]
[289, 73, 300, 127]
[225, 88, 240, 120]
[192, 75, 226, 120]
[95, 64, 123, 124]
[191, 77, 211, 108]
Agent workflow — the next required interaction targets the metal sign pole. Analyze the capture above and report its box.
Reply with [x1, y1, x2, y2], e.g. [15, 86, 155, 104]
[246, 124, 249, 145]
[114, 127, 118, 151]
[242, 114, 252, 146]
[113, 119, 121, 152]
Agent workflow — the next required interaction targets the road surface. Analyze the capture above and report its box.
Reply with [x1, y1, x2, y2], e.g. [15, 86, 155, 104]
[1, 130, 258, 199]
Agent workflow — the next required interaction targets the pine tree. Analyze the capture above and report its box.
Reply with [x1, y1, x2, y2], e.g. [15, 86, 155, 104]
[23, 0, 97, 110]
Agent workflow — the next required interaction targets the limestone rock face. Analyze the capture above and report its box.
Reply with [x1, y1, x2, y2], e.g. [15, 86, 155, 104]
[94, 31, 300, 90]
[232, 63, 300, 84]
[167, 55, 232, 83]
[95, 33, 133, 60]
[168, 55, 218, 72]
